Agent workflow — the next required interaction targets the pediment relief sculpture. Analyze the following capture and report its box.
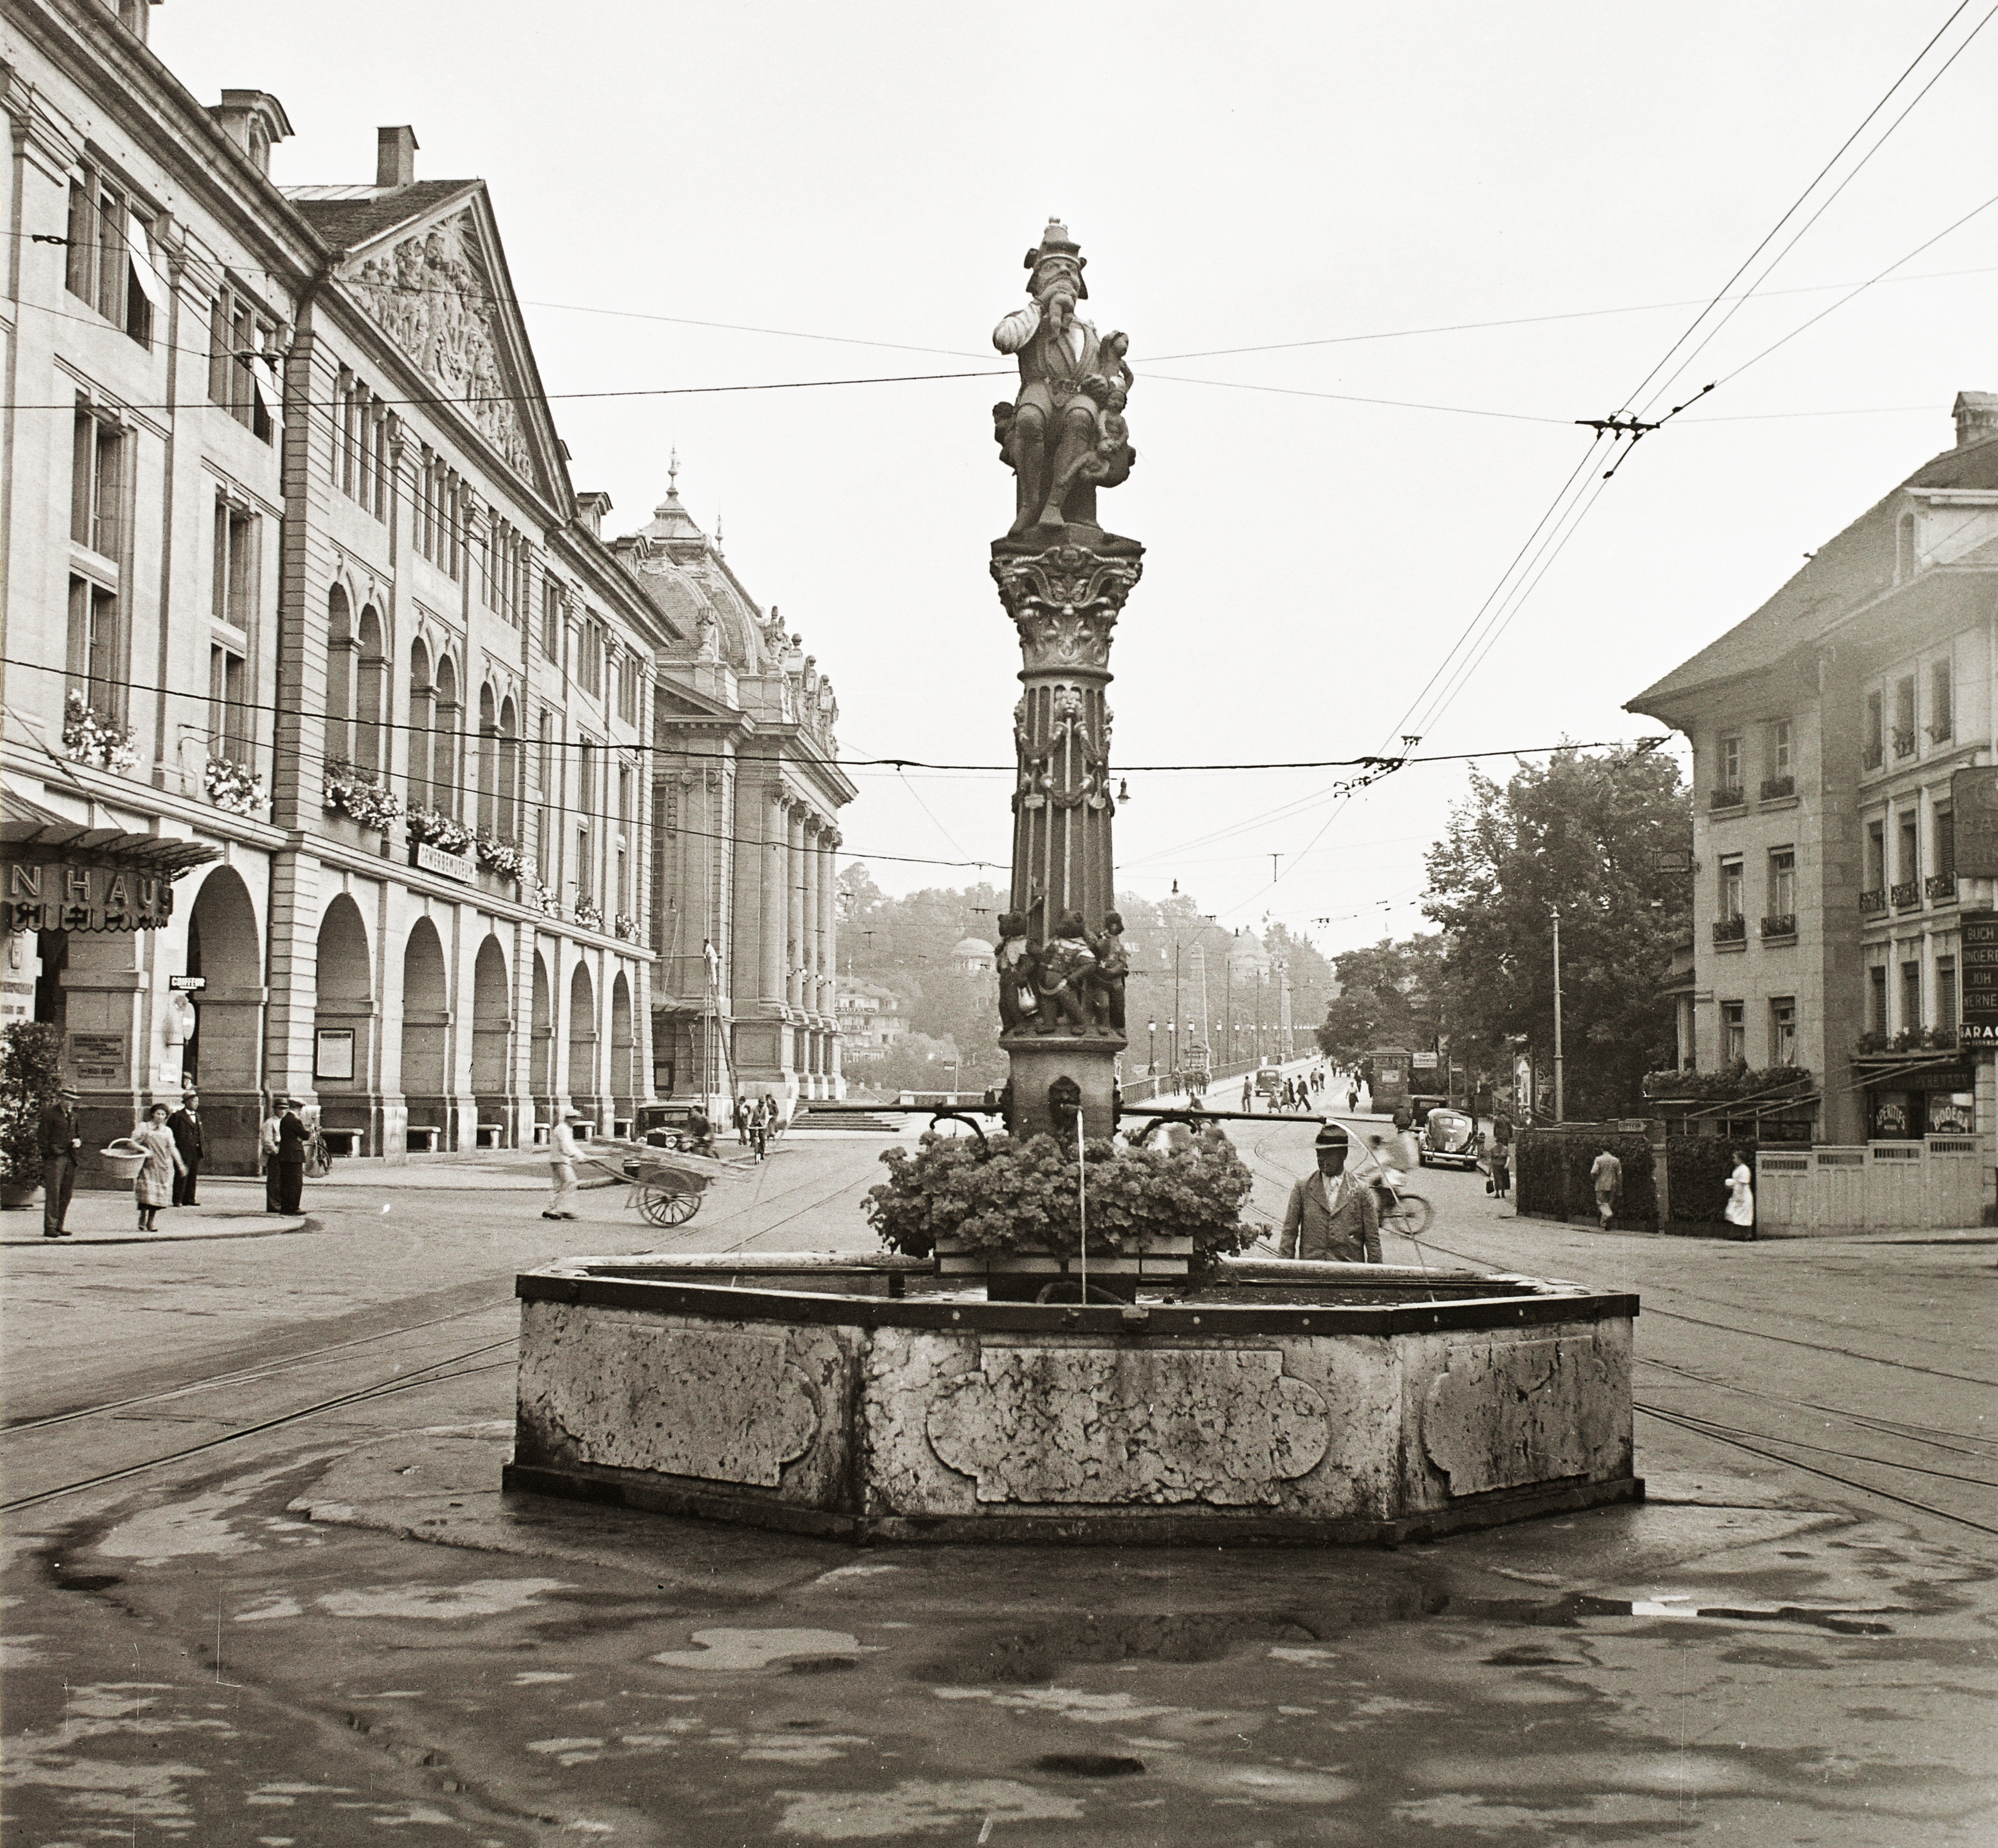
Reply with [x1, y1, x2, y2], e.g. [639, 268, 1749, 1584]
[346, 211, 534, 479]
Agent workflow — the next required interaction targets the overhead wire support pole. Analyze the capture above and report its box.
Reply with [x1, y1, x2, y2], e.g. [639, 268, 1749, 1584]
[1551, 909, 1566, 1125]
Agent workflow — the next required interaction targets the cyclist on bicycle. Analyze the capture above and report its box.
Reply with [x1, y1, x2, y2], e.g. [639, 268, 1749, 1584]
[1278, 1123, 1382, 1264]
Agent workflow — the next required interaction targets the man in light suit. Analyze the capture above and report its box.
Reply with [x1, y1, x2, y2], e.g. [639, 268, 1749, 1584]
[1279, 1123, 1382, 1264]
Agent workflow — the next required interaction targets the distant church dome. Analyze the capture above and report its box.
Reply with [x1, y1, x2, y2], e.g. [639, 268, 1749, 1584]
[952, 937, 996, 967]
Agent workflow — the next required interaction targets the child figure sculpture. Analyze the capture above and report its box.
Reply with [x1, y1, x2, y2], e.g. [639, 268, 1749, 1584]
[994, 910, 1041, 1036]
[1032, 910, 1099, 1035]
[1086, 910, 1129, 1034]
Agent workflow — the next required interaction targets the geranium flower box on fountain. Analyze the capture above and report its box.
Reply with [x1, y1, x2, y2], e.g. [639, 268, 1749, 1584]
[866, 1125, 1252, 1301]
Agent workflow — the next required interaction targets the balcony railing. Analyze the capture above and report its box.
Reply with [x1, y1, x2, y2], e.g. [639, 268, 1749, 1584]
[1709, 787, 1746, 812]
[1859, 888, 1887, 915]
[1760, 913, 1797, 939]
[1712, 916, 1747, 945]
[1862, 743, 1884, 771]
[1759, 775, 1795, 801]
[1891, 879, 1923, 909]
[1927, 873, 1958, 903]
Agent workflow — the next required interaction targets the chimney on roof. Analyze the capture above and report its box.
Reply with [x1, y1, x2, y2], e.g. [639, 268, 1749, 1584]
[1954, 391, 1998, 450]
[376, 125, 419, 189]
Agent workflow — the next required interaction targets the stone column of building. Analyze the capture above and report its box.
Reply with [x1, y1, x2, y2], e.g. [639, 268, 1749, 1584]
[799, 816, 822, 1095]
[787, 803, 808, 1012]
[761, 784, 788, 1009]
[816, 829, 838, 1017]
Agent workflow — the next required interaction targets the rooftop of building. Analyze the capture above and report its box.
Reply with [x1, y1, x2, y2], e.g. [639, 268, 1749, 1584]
[1627, 395, 1998, 717]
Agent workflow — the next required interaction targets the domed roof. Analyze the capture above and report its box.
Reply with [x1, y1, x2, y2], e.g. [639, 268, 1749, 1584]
[952, 937, 995, 959]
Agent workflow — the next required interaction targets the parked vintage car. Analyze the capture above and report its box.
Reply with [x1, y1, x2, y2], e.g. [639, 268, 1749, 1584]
[1419, 1106, 1484, 1170]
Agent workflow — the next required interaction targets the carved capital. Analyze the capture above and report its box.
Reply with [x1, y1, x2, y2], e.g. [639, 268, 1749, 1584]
[991, 545, 1143, 674]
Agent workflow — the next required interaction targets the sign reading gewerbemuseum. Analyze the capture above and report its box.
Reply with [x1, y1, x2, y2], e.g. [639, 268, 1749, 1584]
[1952, 768, 1998, 878]
[4, 861, 175, 932]
[1959, 910, 1998, 1042]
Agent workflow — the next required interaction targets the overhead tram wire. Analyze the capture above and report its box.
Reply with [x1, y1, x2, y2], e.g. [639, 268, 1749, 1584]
[0, 657, 1657, 775]
[1617, 0, 1977, 418]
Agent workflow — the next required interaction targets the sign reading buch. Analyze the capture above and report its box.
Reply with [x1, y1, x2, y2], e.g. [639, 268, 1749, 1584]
[1958, 910, 1998, 1043]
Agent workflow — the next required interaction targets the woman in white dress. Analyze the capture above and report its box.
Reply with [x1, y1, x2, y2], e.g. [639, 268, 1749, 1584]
[1723, 1146, 1755, 1235]
[133, 1102, 186, 1234]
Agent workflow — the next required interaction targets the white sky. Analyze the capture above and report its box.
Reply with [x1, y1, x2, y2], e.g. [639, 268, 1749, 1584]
[158, 1, 1998, 956]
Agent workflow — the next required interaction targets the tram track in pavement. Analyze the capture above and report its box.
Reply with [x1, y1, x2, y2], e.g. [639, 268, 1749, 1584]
[1241, 1114, 1998, 1540]
[1, 1141, 896, 1515]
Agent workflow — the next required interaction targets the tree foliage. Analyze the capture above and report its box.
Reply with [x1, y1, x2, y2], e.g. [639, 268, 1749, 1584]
[1422, 747, 1691, 1120]
[1314, 933, 1443, 1062]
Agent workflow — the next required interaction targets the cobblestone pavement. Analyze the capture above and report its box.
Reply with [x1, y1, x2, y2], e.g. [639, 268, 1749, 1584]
[3, 1121, 1994, 1845]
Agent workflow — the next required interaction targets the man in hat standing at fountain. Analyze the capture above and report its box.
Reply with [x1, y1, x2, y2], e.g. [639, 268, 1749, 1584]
[1279, 1123, 1382, 1264]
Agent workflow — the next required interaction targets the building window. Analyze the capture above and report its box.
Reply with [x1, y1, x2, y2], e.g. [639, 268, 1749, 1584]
[1937, 804, 1956, 882]
[541, 582, 563, 664]
[1770, 997, 1796, 1066]
[212, 501, 256, 629]
[1864, 689, 1884, 771]
[1868, 965, 1889, 1036]
[1893, 676, 1916, 757]
[1718, 854, 1744, 920]
[1717, 733, 1743, 800]
[1931, 659, 1954, 744]
[334, 368, 390, 519]
[1769, 719, 1791, 777]
[577, 619, 604, 697]
[1939, 957, 1958, 1032]
[414, 448, 465, 578]
[616, 762, 633, 915]
[1901, 959, 1922, 1032]
[207, 282, 276, 439]
[1898, 812, 1919, 885]
[65, 166, 154, 346]
[70, 409, 124, 558]
[537, 708, 558, 875]
[617, 656, 639, 725]
[482, 512, 530, 625]
[209, 645, 246, 757]
[1768, 848, 1795, 918]
[66, 574, 120, 716]
[1721, 1000, 1745, 1065]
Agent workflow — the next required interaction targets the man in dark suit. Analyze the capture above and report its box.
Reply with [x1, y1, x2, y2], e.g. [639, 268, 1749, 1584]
[272, 1097, 308, 1216]
[1278, 1123, 1382, 1264]
[167, 1090, 204, 1206]
[38, 1083, 84, 1238]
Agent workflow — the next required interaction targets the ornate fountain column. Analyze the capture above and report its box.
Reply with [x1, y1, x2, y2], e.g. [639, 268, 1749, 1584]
[988, 220, 1144, 1142]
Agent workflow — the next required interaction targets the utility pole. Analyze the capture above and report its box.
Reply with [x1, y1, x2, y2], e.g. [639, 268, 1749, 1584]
[1550, 908, 1566, 1124]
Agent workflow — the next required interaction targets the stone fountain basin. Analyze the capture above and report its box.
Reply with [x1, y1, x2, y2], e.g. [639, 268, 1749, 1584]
[503, 1252, 1640, 1546]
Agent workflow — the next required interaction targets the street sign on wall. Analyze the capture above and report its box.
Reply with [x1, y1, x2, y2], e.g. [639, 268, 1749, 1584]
[1952, 769, 1998, 878]
[1959, 910, 1998, 1041]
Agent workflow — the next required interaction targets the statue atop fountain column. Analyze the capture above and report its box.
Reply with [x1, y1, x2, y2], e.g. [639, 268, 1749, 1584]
[992, 220, 1138, 552]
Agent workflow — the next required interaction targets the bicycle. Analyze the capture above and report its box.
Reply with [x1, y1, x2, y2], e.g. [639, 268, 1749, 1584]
[1376, 1183, 1433, 1240]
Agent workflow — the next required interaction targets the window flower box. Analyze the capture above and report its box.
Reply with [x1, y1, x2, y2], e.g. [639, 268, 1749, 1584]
[1709, 787, 1746, 812]
[324, 761, 400, 832]
[574, 899, 605, 931]
[1926, 873, 1957, 902]
[204, 754, 267, 816]
[474, 833, 526, 881]
[1890, 880, 1923, 910]
[1712, 916, 1747, 945]
[62, 690, 140, 773]
[1856, 1026, 1958, 1057]
[1758, 776, 1795, 801]
[406, 804, 474, 856]
[613, 913, 641, 943]
[1859, 888, 1887, 915]
[1759, 913, 1796, 940]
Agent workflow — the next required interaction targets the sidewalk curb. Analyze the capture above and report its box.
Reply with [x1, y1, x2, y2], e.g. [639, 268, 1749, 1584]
[1, 1213, 315, 1247]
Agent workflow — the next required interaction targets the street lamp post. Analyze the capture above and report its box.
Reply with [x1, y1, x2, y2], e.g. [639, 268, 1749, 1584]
[1550, 908, 1566, 1124]
[1167, 1018, 1178, 1089]
[1147, 1018, 1157, 1075]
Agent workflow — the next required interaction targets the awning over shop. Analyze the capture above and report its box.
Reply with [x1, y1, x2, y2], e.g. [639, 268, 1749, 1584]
[1, 788, 218, 931]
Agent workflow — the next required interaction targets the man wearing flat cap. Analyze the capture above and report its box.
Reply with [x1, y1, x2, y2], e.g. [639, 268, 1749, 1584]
[1279, 1123, 1382, 1264]
[38, 1082, 84, 1238]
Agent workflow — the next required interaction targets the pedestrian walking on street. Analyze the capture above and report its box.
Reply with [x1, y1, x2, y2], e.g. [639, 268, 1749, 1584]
[734, 1096, 750, 1146]
[544, 1107, 584, 1219]
[167, 1090, 204, 1205]
[272, 1098, 308, 1216]
[1590, 1145, 1623, 1230]
[1241, 1076, 1252, 1111]
[260, 1101, 286, 1211]
[749, 1096, 769, 1161]
[1278, 1123, 1382, 1264]
[1725, 1148, 1756, 1235]
[39, 1082, 84, 1239]
[1344, 1083, 1356, 1112]
[132, 1103, 185, 1234]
